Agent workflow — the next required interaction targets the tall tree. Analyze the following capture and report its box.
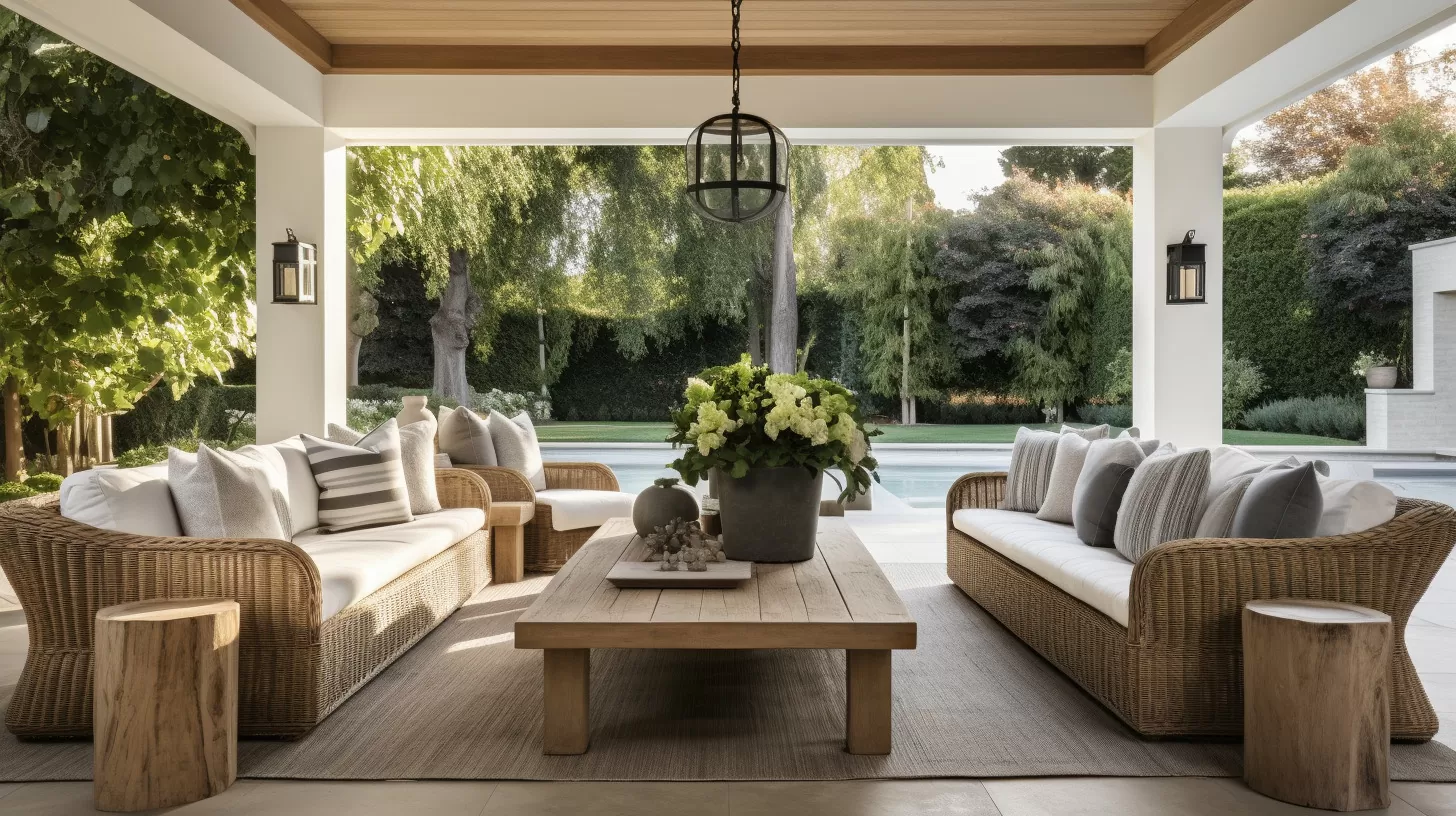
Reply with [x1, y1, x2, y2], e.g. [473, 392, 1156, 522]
[0, 10, 253, 476]
[999, 146, 1133, 193]
[1243, 47, 1456, 182]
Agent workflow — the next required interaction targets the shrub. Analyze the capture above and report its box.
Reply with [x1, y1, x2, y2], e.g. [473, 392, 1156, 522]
[116, 438, 231, 468]
[0, 481, 39, 503]
[919, 393, 1042, 425]
[1075, 403, 1132, 428]
[23, 472, 63, 493]
[1241, 395, 1364, 441]
[114, 382, 257, 453]
[1224, 342, 1267, 427]
[345, 387, 549, 432]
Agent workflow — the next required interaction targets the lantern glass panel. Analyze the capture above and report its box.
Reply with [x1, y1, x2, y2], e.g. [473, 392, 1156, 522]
[278, 263, 299, 300]
[685, 113, 788, 224]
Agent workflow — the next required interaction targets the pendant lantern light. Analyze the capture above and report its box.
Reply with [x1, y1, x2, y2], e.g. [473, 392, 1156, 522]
[684, 0, 789, 225]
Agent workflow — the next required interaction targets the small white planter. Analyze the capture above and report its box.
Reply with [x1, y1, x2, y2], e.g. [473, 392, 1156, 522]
[1365, 366, 1398, 389]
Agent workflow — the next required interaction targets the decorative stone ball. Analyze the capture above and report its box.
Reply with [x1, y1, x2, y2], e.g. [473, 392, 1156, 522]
[633, 477, 701, 537]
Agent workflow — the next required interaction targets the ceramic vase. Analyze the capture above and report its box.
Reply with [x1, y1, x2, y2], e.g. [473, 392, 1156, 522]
[1366, 366, 1398, 389]
[397, 395, 433, 427]
[633, 478, 701, 537]
[715, 466, 822, 563]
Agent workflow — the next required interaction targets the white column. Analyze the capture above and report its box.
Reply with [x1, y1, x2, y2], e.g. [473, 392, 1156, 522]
[1131, 127, 1224, 448]
[254, 127, 347, 443]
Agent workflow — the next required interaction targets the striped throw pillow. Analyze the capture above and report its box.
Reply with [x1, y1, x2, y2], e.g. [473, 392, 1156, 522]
[1001, 427, 1061, 512]
[1113, 448, 1211, 562]
[301, 426, 413, 533]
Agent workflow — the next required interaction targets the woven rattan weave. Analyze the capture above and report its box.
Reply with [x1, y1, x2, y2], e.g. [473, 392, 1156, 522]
[458, 461, 619, 572]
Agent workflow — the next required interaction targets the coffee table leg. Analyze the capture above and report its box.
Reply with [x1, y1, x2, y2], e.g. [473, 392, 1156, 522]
[494, 524, 525, 583]
[543, 649, 590, 754]
[846, 649, 892, 755]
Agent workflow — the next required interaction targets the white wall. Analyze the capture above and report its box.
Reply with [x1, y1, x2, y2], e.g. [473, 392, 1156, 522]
[1368, 237, 1456, 449]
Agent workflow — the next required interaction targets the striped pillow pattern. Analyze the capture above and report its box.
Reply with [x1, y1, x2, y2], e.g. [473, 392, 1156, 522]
[1000, 427, 1061, 512]
[1113, 448, 1211, 562]
[301, 429, 413, 533]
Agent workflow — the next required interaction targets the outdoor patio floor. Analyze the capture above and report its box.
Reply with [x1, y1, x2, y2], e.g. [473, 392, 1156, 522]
[2, 458, 1456, 814]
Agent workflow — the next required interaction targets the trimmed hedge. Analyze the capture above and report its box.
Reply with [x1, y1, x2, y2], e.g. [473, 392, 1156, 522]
[113, 382, 256, 453]
[1241, 395, 1364, 441]
[1076, 403, 1132, 428]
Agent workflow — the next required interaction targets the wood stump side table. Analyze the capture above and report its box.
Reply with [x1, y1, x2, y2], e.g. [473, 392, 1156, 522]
[490, 501, 534, 583]
[1243, 599, 1392, 812]
[94, 598, 239, 813]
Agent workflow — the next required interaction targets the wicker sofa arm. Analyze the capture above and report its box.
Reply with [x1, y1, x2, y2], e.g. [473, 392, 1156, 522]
[454, 465, 535, 503]
[544, 461, 620, 491]
[0, 495, 322, 649]
[434, 467, 492, 517]
[945, 472, 1007, 528]
[1127, 498, 1456, 648]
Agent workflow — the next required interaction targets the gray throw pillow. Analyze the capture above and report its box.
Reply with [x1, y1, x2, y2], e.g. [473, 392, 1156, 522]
[329, 419, 441, 516]
[1036, 432, 1092, 524]
[1194, 474, 1256, 539]
[438, 406, 496, 466]
[1074, 462, 1138, 547]
[1001, 427, 1061, 512]
[1061, 424, 1110, 441]
[168, 444, 288, 540]
[302, 424, 414, 533]
[1072, 438, 1145, 520]
[489, 410, 547, 490]
[1113, 448, 1211, 562]
[1230, 462, 1324, 539]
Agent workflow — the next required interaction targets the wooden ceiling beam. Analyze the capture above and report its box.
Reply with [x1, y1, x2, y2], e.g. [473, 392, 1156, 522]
[328, 44, 1147, 75]
[1143, 0, 1257, 72]
[229, 0, 333, 72]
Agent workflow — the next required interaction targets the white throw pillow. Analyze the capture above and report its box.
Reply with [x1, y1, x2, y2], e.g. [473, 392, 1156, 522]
[168, 445, 287, 540]
[1315, 477, 1398, 537]
[329, 419, 441, 516]
[489, 410, 547, 490]
[1036, 432, 1092, 524]
[438, 406, 497, 466]
[1061, 424, 1110, 440]
[59, 464, 181, 536]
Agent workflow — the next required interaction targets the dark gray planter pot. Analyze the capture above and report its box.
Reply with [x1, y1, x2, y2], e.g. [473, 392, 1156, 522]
[715, 466, 822, 563]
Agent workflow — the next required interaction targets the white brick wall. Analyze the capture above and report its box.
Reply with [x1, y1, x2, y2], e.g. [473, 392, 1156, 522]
[1368, 237, 1456, 449]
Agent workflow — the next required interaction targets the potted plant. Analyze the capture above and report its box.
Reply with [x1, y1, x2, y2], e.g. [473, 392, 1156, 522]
[1353, 352, 1397, 389]
[666, 356, 879, 563]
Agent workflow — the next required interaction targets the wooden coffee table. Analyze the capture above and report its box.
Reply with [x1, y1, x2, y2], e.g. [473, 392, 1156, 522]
[515, 517, 916, 756]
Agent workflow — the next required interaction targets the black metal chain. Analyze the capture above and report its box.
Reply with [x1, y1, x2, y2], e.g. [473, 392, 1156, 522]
[730, 0, 742, 113]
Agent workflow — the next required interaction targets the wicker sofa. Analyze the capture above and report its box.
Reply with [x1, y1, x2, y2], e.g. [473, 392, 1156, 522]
[458, 461, 627, 572]
[0, 466, 493, 740]
[946, 471, 1456, 741]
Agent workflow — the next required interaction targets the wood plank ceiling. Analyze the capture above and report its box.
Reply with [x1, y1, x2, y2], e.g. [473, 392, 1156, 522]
[229, 0, 1254, 75]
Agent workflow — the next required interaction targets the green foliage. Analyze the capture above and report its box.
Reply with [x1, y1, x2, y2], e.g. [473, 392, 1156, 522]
[1223, 342, 1267, 427]
[1241, 396, 1364, 442]
[666, 356, 879, 501]
[999, 147, 1133, 193]
[1075, 403, 1133, 428]
[0, 11, 254, 427]
[1102, 348, 1133, 404]
[0, 481, 38, 502]
[113, 382, 255, 454]
[23, 472, 62, 492]
[115, 437, 231, 468]
[920, 395, 1042, 425]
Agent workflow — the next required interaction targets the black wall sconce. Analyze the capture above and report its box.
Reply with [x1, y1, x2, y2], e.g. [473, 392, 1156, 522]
[272, 228, 317, 305]
[1166, 230, 1205, 305]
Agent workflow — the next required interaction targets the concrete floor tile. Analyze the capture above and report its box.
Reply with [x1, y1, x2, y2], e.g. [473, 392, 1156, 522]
[481, 782, 728, 816]
[1393, 782, 1456, 816]
[0, 780, 264, 815]
[179, 780, 494, 816]
[984, 777, 1246, 816]
[1410, 627, 1456, 674]
[728, 780, 999, 816]
[1215, 778, 1422, 815]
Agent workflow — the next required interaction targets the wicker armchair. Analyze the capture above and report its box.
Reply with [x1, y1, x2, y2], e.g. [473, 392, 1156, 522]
[456, 461, 620, 572]
[0, 468, 493, 740]
[946, 472, 1456, 741]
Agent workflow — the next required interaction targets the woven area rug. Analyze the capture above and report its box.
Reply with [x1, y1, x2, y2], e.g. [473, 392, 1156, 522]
[4, 563, 1456, 782]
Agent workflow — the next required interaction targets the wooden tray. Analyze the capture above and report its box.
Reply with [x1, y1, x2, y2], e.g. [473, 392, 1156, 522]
[606, 560, 753, 588]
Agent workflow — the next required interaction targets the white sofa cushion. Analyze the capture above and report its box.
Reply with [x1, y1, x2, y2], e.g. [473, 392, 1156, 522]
[1316, 476, 1398, 537]
[292, 507, 485, 621]
[59, 464, 181, 536]
[953, 508, 1134, 627]
[536, 489, 636, 531]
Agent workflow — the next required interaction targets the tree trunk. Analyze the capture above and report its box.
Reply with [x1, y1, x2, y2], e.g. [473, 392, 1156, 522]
[429, 249, 480, 405]
[3, 377, 21, 482]
[768, 193, 798, 374]
[56, 422, 73, 477]
[346, 332, 363, 388]
[746, 291, 762, 365]
[901, 303, 913, 425]
[537, 309, 549, 398]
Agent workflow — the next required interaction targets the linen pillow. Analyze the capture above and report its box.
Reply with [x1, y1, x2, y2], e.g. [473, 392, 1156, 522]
[1035, 431, 1092, 524]
[438, 406, 497, 466]
[1061, 424, 1110, 441]
[1113, 448, 1211, 562]
[231, 443, 297, 537]
[1229, 462, 1323, 539]
[329, 419, 441, 516]
[1074, 462, 1138, 547]
[489, 410, 547, 490]
[1000, 427, 1061, 512]
[1194, 474, 1256, 539]
[59, 464, 182, 537]
[168, 444, 287, 540]
[1118, 427, 1141, 439]
[1315, 477, 1398, 536]
[301, 425, 413, 533]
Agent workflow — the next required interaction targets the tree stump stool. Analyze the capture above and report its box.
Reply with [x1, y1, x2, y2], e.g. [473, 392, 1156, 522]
[94, 598, 239, 812]
[1243, 599, 1392, 812]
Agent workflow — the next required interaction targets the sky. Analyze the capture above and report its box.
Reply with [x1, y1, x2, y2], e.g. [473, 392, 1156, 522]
[922, 20, 1456, 212]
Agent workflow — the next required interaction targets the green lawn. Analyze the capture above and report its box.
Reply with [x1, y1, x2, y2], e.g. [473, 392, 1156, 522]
[534, 421, 1359, 446]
